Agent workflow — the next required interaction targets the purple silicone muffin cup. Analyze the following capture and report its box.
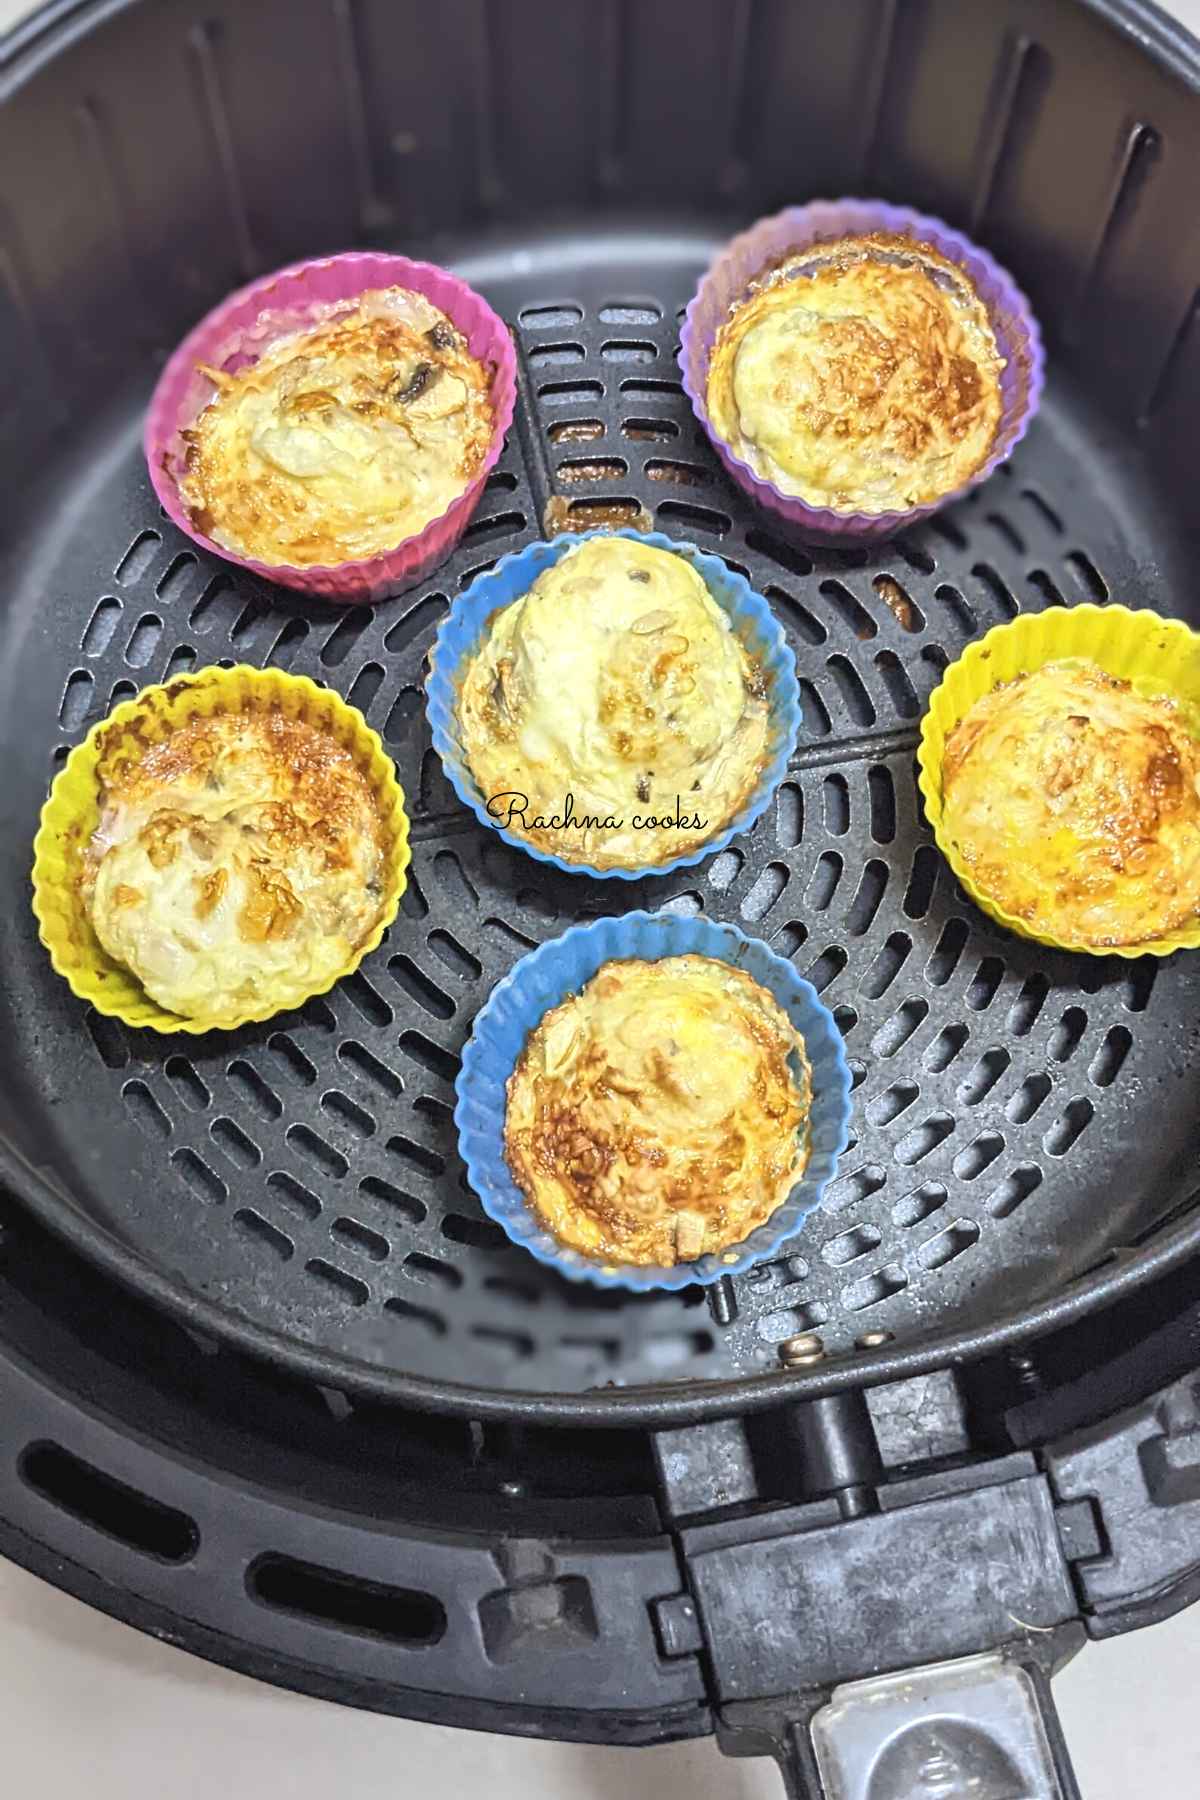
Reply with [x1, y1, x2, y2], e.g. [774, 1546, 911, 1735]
[680, 198, 1045, 542]
[145, 252, 518, 604]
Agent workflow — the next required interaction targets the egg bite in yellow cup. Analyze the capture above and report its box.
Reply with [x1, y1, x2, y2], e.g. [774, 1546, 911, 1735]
[917, 604, 1200, 956]
[32, 665, 410, 1032]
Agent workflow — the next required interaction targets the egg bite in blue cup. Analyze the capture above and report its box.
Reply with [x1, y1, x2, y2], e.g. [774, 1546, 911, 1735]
[454, 909, 852, 1292]
[426, 529, 800, 879]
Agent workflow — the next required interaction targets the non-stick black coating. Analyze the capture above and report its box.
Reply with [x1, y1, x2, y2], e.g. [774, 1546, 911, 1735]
[3, 0, 1200, 1416]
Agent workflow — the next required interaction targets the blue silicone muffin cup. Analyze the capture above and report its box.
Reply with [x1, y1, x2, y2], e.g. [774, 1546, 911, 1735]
[425, 529, 801, 880]
[454, 909, 853, 1291]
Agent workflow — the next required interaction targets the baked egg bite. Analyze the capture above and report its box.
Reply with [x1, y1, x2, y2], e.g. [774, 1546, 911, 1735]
[706, 232, 1004, 514]
[504, 954, 811, 1266]
[83, 708, 388, 1020]
[455, 536, 770, 869]
[941, 659, 1200, 947]
[177, 288, 494, 566]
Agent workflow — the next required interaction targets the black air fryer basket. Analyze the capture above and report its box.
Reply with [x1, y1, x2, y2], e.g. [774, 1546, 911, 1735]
[4, 1, 1200, 1793]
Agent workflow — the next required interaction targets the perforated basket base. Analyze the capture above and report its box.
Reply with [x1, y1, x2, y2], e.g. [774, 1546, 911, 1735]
[2, 221, 1198, 1397]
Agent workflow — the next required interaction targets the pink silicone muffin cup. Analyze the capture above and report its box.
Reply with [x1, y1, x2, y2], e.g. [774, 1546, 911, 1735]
[145, 252, 518, 604]
[680, 198, 1044, 542]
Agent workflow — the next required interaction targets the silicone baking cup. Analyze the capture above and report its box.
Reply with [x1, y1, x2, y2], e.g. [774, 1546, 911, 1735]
[454, 910, 853, 1291]
[680, 198, 1044, 541]
[31, 665, 411, 1033]
[426, 529, 801, 880]
[917, 604, 1200, 958]
[145, 252, 518, 603]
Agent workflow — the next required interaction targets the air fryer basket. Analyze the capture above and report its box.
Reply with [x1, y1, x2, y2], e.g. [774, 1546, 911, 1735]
[5, 3, 1200, 1790]
[3, 0, 1200, 1416]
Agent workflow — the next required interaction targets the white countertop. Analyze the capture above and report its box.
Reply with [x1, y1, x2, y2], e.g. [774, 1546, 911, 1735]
[4, 0, 1200, 1790]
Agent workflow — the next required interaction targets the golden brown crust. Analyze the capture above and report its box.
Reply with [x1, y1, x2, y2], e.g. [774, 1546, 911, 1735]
[456, 537, 770, 870]
[504, 955, 811, 1265]
[178, 288, 494, 566]
[84, 710, 386, 1018]
[942, 659, 1200, 946]
[707, 232, 1004, 513]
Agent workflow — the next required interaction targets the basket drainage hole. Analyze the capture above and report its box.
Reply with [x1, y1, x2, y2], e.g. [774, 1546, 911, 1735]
[19, 1442, 198, 1564]
[247, 1554, 445, 1646]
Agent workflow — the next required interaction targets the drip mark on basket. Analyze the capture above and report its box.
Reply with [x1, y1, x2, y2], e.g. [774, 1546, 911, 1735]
[267, 1171, 322, 1221]
[172, 1147, 226, 1205]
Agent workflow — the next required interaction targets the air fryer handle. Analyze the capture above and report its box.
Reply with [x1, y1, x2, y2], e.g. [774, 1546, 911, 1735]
[717, 1645, 1083, 1799]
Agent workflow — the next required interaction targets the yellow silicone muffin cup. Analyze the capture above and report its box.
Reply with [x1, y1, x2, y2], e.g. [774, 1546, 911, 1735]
[31, 664, 411, 1033]
[917, 603, 1200, 959]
